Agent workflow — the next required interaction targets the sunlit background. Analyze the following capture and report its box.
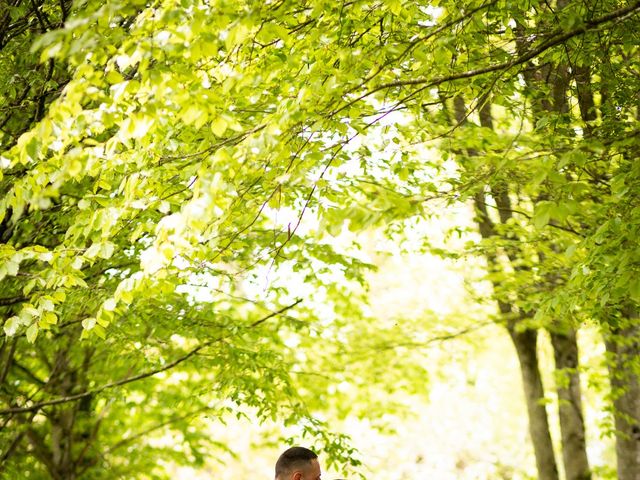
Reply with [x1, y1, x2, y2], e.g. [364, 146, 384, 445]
[161, 202, 615, 479]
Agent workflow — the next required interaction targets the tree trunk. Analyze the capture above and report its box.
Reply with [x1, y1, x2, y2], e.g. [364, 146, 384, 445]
[474, 195, 560, 480]
[515, 8, 594, 475]
[550, 330, 591, 480]
[454, 96, 560, 480]
[509, 327, 560, 480]
[605, 323, 640, 480]
[591, 38, 640, 479]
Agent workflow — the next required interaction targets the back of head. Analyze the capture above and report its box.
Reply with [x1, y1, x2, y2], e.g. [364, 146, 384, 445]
[275, 446, 318, 479]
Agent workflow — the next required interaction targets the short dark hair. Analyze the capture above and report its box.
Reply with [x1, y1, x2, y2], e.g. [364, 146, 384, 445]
[275, 446, 318, 478]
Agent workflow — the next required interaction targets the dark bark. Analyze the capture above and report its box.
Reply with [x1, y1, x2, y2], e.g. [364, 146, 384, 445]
[0, 339, 17, 386]
[574, 65, 596, 136]
[550, 330, 591, 480]
[509, 327, 560, 480]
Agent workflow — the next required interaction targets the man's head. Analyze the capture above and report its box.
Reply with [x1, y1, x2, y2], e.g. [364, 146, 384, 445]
[275, 446, 321, 480]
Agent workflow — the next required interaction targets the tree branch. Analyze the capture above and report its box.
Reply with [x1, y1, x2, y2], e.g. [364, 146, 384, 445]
[338, 1, 640, 113]
[0, 295, 27, 306]
[0, 300, 301, 415]
[12, 360, 46, 385]
[0, 339, 17, 386]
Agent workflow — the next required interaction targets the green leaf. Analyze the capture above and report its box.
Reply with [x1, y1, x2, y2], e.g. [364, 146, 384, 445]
[52, 291, 66, 303]
[26, 323, 39, 343]
[82, 317, 96, 330]
[564, 244, 577, 259]
[181, 105, 208, 127]
[3, 316, 20, 336]
[25, 137, 39, 161]
[5, 260, 19, 276]
[388, 0, 402, 15]
[99, 242, 115, 259]
[533, 201, 552, 229]
[106, 70, 124, 84]
[211, 116, 228, 137]
[85, 242, 101, 259]
[42, 311, 58, 326]
[103, 298, 117, 312]
[40, 297, 55, 311]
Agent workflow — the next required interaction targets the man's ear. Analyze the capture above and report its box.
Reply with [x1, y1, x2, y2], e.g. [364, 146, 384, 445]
[292, 472, 303, 480]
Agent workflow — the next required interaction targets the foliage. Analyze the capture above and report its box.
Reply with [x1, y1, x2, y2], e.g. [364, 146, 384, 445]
[1, 0, 639, 478]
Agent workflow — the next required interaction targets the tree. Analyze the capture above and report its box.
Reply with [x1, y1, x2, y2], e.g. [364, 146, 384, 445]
[0, 1, 414, 477]
[310, 0, 639, 477]
[1, 0, 639, 478]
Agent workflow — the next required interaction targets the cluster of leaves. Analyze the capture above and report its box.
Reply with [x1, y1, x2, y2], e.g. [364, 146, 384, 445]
[0, 1, 436, 477]
[1, 0, 640, 477]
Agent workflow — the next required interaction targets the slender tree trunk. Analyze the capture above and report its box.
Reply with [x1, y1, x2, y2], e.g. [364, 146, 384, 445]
[479, 99, 561, 479]
[22, 331, 93, 480]
[475, 188, 560, 480]
[516, 9, 594, 475]
[589, 43, 640, 477]
[451, 95, 560, 480]
[605, 322, 640, 480]
[550, 330, 591, 480]
[509, 327, 560, 480]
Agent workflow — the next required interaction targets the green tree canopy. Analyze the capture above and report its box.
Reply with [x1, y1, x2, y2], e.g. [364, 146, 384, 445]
[1, 0, 639, 478]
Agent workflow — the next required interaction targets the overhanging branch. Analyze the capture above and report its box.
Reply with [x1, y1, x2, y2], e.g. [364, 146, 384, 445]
[338, 1, 640, 113]
[0, 300, 301, 415]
